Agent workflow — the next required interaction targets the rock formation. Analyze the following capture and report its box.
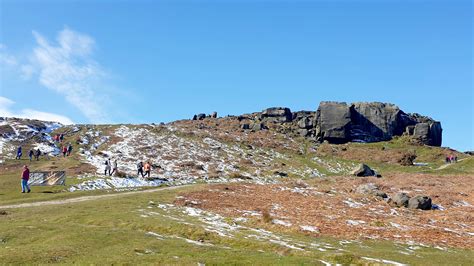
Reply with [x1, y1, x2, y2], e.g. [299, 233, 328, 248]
[236, 101, 442, 146]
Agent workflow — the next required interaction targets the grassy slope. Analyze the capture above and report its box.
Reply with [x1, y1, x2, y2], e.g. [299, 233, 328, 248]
[1, 126, 473, 264]
[1, 185, 473, 265]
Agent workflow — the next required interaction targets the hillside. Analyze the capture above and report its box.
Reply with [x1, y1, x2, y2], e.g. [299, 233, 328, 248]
[0, 103, 473, 265]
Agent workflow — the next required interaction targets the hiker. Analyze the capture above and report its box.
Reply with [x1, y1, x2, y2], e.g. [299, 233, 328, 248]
[454, 155, 458, 163]
[144, 161, 151, 178]
[21, 165, 31, 193]
[28, 149, 34, 161]
[35, 149, 41, 161]
[104, 159, 111, 176]
[137, 161, 144, 178]
[67, 143, 73, 156]
[60, 133, 64, 142]
[16, 146, 22, 160]
[54, 134, 60, 142]
[110, 160, 118, 176]
[62, 146, 68, 157]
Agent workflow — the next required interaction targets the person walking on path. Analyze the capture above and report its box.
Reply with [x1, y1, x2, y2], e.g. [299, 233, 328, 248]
[104, 159, 111, 176]
[21, 165, 31, 193]
[16, 146, 22, 160]
[110, 160, 118, 176]
[60, 133, 64, 142]
[28, 149, 34, 161]
[67, 143, 73, 156]
[34, 149, 41, 161]
[144, 161, 151, 178]
[62, 146, 68, 157]
[137, 161, 145, 178]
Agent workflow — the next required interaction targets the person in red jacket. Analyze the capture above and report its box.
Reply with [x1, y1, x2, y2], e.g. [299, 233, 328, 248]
[62, 146, 68, 157]
[21, 165, 31, 193]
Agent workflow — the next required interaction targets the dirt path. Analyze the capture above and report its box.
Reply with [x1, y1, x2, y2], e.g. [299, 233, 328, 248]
[0, 185, 188, 209]
[435, 158, 468, 170]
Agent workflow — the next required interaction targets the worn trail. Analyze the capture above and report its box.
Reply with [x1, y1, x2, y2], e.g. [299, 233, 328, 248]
[0, 185, 187, 209]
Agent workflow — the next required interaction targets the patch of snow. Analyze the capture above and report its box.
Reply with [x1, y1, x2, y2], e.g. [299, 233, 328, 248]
[69, 176, 165, 191]
[343, 198, 364, 208]
[361, 257, 407, 266]
[346, 220, 366, 226]
[300, 225, 319, 233]
[272, 219, 292, 227]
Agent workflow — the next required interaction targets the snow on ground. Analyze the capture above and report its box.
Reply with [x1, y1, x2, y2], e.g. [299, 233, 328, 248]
[272, 219, 292, 227]
[139, 203, 329, 251]
[33, 142, 60, 156]
[300, 225, 319, 233]
[73, 125, 289, 190]
[0, 119, 64, 161]
[69, 176, 166, 192]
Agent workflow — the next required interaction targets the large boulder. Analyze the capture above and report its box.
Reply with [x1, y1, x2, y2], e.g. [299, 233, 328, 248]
[408, 196, 432, 210]
[312, 101, 442, 147]
[350, 164, 376, 177]
[428, 122, 442, 146]
[392, 193, 410, 207]
[315, 102, 352, 143]
[356, 183, 387, 198]
[350, 102, 412, 142]
[193, 113, 206, 120]
[408, 114, 442, 146]
[261, 107, 292, 123]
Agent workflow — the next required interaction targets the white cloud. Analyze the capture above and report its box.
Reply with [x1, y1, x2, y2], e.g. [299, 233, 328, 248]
[0, 96, 74, 125]
[0, 44, 18, 67]
[25, 27, 110, 123]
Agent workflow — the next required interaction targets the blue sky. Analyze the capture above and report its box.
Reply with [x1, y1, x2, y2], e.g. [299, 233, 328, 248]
[0, 0, 472, 150]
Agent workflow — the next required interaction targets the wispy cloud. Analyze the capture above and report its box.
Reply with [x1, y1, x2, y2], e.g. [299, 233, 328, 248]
[0, 96, 74, 124]
[26, 27, 110, 123]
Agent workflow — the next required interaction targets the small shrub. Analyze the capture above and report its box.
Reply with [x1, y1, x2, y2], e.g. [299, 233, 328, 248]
[115, 171, 128, 178]
[399, 150, 417, 166]
[261, 209, 272, 223]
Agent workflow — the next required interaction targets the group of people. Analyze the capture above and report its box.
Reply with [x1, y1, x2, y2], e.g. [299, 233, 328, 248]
[62, 143, 73, 157]
[28, 148, 44, 161]
[137, 161, 152, 178]
[445, 154, 458, 164]
[102, 160, 153, 178]
[53, 133, 65, 142]
[104, 159, 118, 176]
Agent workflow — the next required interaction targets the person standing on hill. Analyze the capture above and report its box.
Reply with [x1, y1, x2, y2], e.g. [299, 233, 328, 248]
[60, 133, 64, 142]
[67, 143, 73, 156]
[35, 149, 41, 161]
[16, 146, 22, 160]
[21, 165, 31, 193]
[143, 161, 151, 178]
[110, 160, 118, 176]
[104, 159, 111, 176]
[28, 149, 34, 161]
[137, 161, 144, 178]
[62, 146, 67, 157]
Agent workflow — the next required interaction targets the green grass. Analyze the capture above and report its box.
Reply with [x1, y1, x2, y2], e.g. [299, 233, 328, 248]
[1, 185, 473, 265]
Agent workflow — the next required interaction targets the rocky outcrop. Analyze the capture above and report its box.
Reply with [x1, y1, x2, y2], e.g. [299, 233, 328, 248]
[314, 102, 442, 146]
[219, 101, 442, 146]
[350, 164, 377, 177]
[392, 193, 410, 207]
[408, 196, 432, 210]
[260, 107, 292, 123]
[315, 102, 351, 143]
[356, 183, 387, 198]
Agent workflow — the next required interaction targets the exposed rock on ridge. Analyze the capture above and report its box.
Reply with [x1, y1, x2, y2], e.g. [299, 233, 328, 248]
[233, 101, 442, 146]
